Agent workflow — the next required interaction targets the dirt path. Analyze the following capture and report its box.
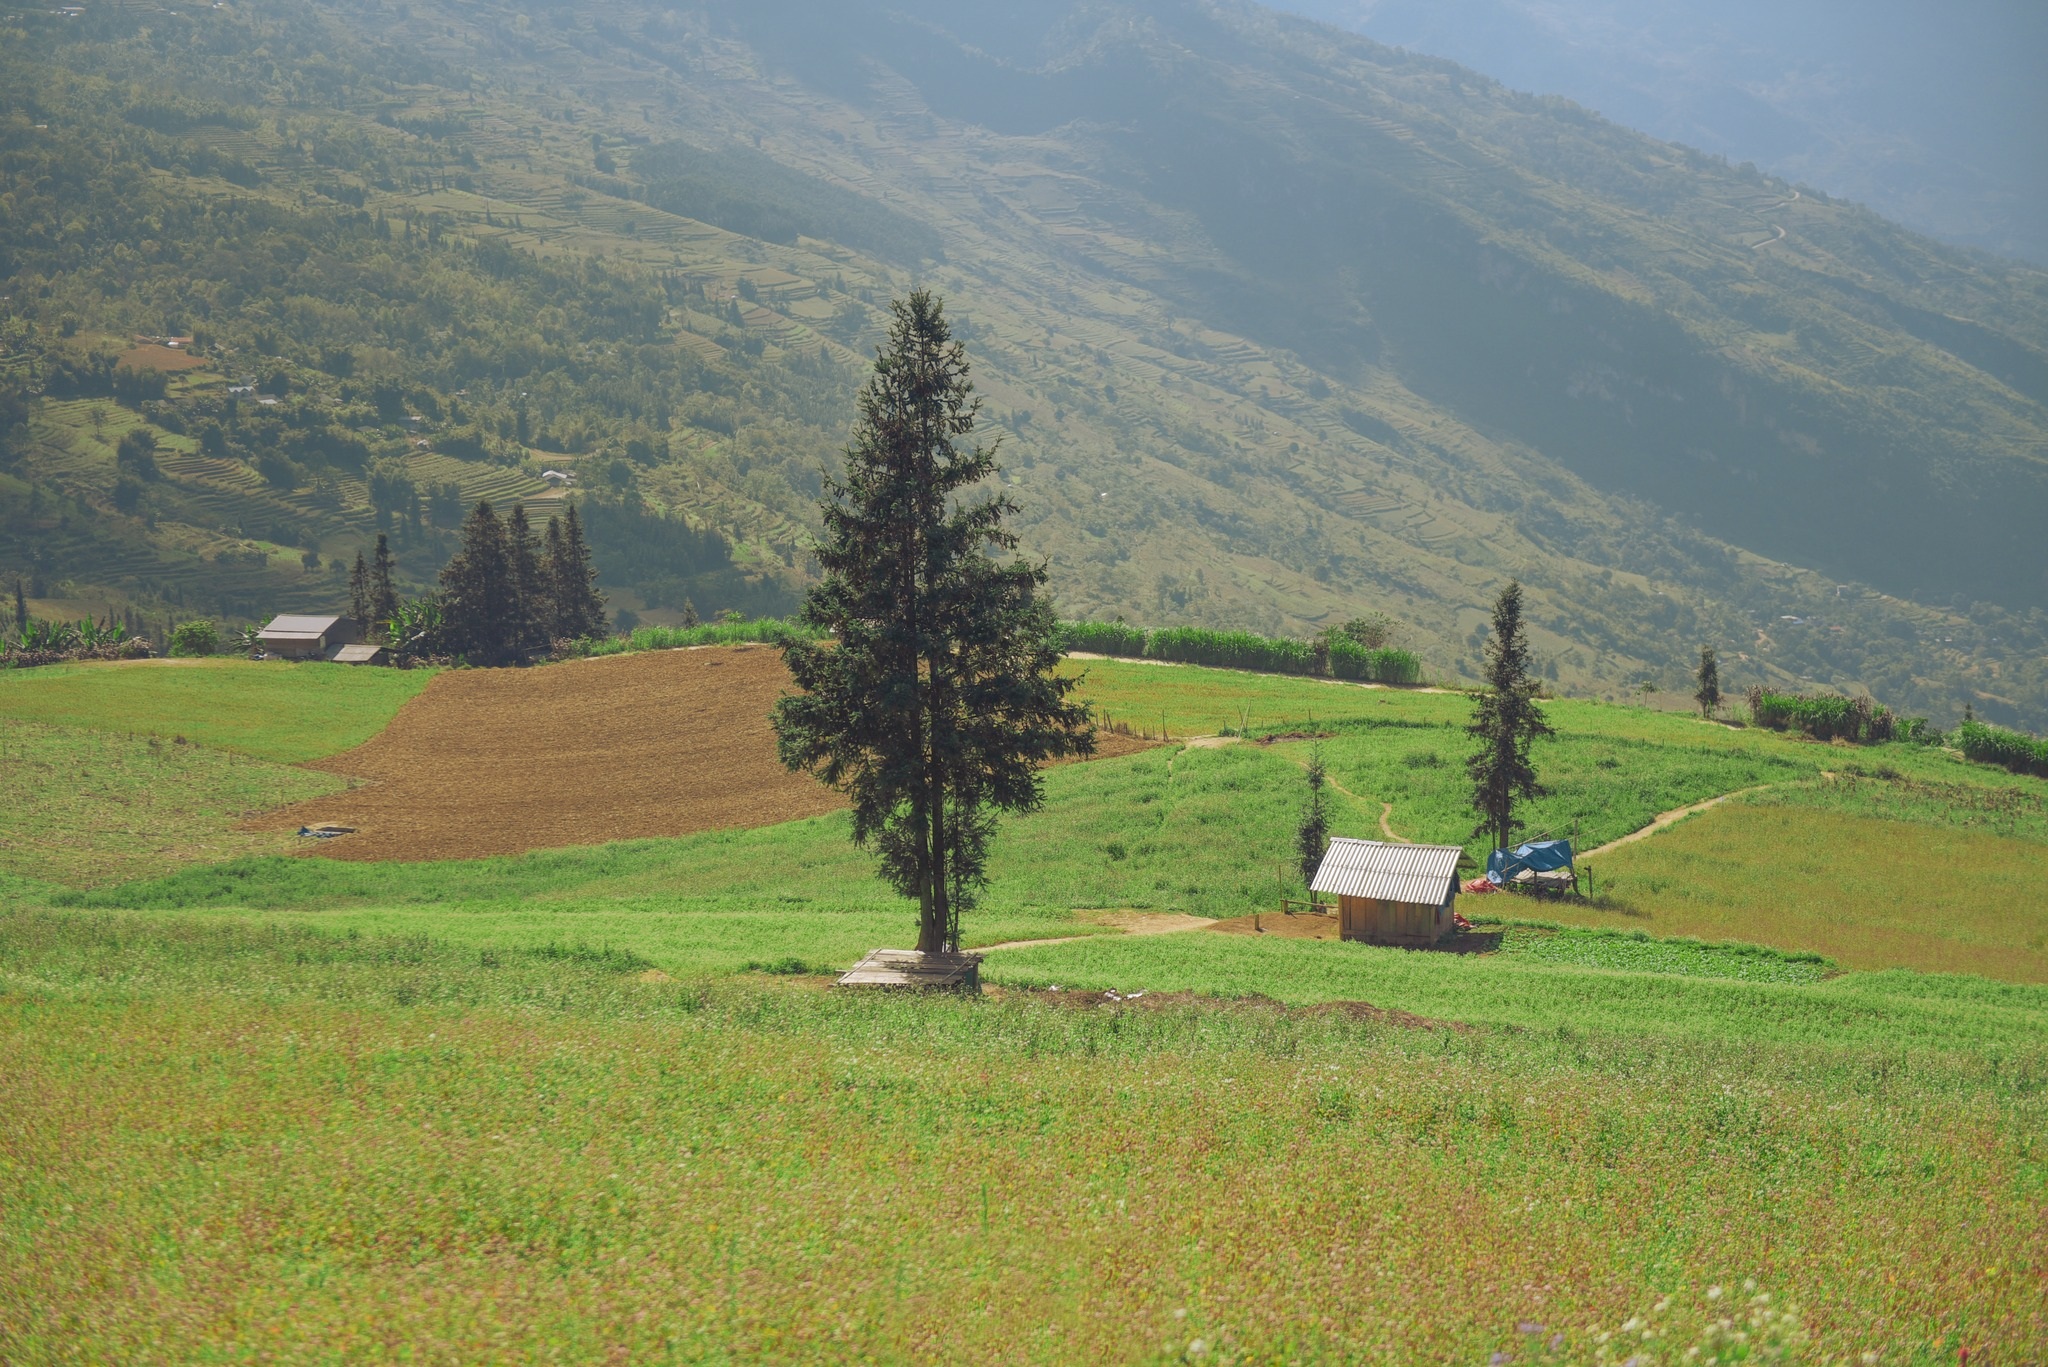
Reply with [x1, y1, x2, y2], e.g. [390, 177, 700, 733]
[1378, 802, 1409, 843]
[977, 911, 1211, 953]
[1577, 785, 1778, 860]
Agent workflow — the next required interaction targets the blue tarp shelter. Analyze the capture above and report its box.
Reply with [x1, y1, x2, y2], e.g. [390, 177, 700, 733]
[1486, 838, 1574, 886]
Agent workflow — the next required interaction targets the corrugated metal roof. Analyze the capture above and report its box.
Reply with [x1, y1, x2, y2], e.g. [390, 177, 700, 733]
[330, 643, 384, 663]
[261, 614, 346, 636]
[1310, 838, 1462, 905]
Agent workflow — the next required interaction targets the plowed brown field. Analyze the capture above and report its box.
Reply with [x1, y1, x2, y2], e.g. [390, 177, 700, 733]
[259, 646, 1154, 862]
[259, 647, 843, 861]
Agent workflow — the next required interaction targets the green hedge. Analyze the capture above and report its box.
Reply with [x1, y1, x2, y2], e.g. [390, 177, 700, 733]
[1956, 720, 2048, 778]
[1746, 687, 1894, 742]
[1328, 636, 1424, 685]
[1057, 620, 1148, 658]
[1145, 626, 1317, 673]
[560, 618, 820, 658]
[1057, 621, 1423, 684]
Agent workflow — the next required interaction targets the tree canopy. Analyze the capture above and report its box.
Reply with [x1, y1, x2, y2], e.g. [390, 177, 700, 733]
[1467, 580, 1553, 854]
[773, 292, 1092, 954]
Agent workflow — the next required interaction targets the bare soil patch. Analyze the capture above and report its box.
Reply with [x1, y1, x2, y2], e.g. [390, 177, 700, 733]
[257, 646, 847, 861]
[1207, 910, 1340, 940]
[257, 646, 1157, 862]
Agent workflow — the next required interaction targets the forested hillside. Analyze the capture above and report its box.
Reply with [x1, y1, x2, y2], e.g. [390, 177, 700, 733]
[3, 0, 2046, 725]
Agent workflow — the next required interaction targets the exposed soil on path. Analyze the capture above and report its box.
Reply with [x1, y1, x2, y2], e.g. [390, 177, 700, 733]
[1577, 785, 1778, 861]
[975, 910, 1210, 953]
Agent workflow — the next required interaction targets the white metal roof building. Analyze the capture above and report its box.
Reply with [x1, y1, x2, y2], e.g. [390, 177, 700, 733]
[255, 614, 362, 660]
[1309, 838, 1464, 947]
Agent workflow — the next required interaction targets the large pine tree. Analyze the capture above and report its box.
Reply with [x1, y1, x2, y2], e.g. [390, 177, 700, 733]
[438, 499, 523, 665]
[506, 502, 545, 656]
[368, 534, 399, 639]
[773, 291, 1093, 954]
[542, 502, 607, 641]
[1467, 579, 1554, 853]
[347, 551, 371, 636]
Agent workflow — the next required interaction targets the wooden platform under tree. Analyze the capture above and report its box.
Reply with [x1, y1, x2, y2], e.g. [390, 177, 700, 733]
[837, 949, 984, 991]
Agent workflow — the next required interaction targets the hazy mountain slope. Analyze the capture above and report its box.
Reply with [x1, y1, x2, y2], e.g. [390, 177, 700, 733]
[1284, 0, 2048, 266]
[4, 0, 2046, 727]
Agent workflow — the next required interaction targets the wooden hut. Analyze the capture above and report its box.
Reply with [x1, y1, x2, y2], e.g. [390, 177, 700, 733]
[1309, 838, 1463, 947]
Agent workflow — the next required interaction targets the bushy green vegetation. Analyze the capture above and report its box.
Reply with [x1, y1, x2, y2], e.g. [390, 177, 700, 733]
[1062, 620, 1422, 683]
[0, 717, 341, 886]
[2, 909, 2040, 1362]
[563, 616, 821, 657]
[0, 658, 432, 762]
[1747, 686, 1896, 742]
[1957, 718, 2048, 778]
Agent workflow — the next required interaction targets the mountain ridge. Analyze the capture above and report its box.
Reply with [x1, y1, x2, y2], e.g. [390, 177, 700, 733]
[2, 0, 2044, 725]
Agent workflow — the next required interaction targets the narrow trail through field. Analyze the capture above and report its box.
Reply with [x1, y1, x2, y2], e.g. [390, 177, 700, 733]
[977, 912, 1212, 954]
[1577, 785, 1779, 860]
[1379, 802, 1408, 843]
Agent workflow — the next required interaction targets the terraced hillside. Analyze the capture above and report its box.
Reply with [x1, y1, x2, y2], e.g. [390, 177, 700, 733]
[3, 0, 2046, 728]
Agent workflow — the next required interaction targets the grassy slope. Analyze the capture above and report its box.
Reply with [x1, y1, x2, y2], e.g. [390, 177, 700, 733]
[34, 657, 2048, 984]
[0, 911, 2038, 1364]
[0, 718, 343, 887]
[1552, 802, 2048, 980]
[0, 659, 433, 763]
[12, 1, 2048, 727]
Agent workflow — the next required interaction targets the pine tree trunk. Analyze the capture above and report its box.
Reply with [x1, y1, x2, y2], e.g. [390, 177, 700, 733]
[922, 789, 950, 954]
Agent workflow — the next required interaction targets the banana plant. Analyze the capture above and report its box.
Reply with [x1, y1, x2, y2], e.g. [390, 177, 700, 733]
[386, 596, 445, 659]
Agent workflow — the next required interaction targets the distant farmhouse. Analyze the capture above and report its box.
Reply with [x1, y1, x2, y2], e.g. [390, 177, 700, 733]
[255, 614, 381, 664]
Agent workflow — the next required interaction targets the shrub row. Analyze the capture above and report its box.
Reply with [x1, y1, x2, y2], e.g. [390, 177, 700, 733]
[1057, 621, 1423, 684]
[1956, 720, 2048, 778]
[559, 617, 821, 658]
[1746, 686, 1895, 742]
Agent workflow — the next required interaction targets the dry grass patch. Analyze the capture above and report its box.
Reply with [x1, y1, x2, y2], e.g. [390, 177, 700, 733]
[1570, 803, 2048, 981]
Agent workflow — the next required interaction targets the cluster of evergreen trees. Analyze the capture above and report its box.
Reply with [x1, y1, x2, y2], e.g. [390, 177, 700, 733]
[433, 500, 607, 665]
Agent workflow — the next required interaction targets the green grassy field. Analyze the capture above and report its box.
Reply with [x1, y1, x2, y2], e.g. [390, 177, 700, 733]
[0, 718, 344, 888]
[1554, 801, 2048, 982]
[7, 657, 2048, 1360]
[2, 911, 2039, 1364]
[0, 659, 434, 763]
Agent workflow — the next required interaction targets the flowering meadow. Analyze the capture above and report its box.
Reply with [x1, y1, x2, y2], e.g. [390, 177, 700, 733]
[3, 912, 2041, 1363]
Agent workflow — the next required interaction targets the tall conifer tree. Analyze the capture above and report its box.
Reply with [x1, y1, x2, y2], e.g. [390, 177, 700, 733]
[549, 502, 606, 640]
[1467, 580, 1553, 854]
[348, 551, 371, 635]
[1694, 645, 1721, 719]
[540, 516, 570, 640]
[506, 502, 544, 653]
[368, 534, 399, 639]
[773, 291, 1092, 954]
[1296, 742, 1331, 898]
[439, 499, 522, 665]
